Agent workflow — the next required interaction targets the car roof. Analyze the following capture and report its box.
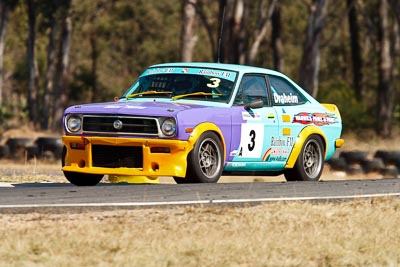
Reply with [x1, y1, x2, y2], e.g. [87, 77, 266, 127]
[150, 62, 284, 77]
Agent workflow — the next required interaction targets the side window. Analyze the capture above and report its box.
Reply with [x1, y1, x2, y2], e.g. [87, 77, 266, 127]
[234, 75, 269, 106]
[269, 75, 307, 106]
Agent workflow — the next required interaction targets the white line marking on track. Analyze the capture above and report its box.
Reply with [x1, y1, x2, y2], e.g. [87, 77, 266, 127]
[0, 182, 14, 188]
[0, 192, 399, 209]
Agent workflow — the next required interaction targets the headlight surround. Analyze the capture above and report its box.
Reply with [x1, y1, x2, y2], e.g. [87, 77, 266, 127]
[65, 114, 82, 133]
[160, 118, 176, 137]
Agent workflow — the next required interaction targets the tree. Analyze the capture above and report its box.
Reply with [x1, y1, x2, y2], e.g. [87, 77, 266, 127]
[51, 0, 72, 131]
[196, 0, 217, 61]
[347, 0, 363, 100]
[41, 0, 58, 130]
[247, 0, 276, 65]
[299, 0, 329, 97]
[216, 0, 249, 64]
[271, 1, 283, 71]
[0, 0, 14, 108]
[27, 0, 39, 126]
[376, 0, 396, 137]
[180, 0, 198, 62]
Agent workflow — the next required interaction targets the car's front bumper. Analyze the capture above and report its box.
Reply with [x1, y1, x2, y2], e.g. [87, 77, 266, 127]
[62, 135, 192, 178]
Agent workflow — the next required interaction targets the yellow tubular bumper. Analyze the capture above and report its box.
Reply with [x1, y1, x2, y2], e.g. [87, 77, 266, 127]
[62, 136, 193, 178]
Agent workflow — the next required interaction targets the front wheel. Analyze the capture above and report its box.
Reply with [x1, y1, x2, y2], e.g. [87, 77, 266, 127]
[63, 171, 104, 186]
[62, 146, 104, 186]
[174, 132, 224, 183]
[284, 135, 325, 182]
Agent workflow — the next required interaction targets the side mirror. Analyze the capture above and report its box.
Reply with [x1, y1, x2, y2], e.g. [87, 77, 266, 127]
[244, 99, 264, 110]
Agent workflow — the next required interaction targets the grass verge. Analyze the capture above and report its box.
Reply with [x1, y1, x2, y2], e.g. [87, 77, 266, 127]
[1, 198, 400, 266]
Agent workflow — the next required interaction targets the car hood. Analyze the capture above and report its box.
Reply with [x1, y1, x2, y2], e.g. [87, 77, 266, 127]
[64, 100, 211, 117]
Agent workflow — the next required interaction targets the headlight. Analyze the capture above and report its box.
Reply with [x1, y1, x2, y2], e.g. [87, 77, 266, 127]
[161, 118, 176, 136]
[66, 115, 82, 133]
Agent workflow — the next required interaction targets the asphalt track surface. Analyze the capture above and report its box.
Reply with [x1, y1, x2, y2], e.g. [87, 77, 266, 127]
[1, 178, 400, 209]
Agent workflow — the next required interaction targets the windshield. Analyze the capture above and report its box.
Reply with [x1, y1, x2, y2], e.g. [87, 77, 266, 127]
[121, 67, 238, 103]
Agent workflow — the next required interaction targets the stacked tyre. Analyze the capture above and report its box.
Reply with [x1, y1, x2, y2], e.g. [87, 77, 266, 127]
[374, 150, 400, 177]
[5, 138, 34, 159]
[0, 137, 63, 161]
[327, 150, 399, 178]
[0, 136, 7, 158]
[26, 137, 63, 161]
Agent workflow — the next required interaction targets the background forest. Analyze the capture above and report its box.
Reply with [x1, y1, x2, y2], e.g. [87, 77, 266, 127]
[0, 0, 399, 137]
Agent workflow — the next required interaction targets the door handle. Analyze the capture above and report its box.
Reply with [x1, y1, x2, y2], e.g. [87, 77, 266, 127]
[267, 114, 275, 119]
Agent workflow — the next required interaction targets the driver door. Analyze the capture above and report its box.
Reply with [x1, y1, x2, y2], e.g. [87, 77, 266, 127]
[230, 74, 279, 166]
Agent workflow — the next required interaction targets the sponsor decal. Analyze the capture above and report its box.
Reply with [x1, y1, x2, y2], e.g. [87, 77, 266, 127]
[293, 112, 338, 126]
[262, 148, 288, 162]
[229, 162, 246, 167]
[270, 136, 295, 147]
[262, 136, 294, 162]
[242, 112, 261, 120]
[271, 136, 286, 146]
[141, 67, 237, 82]
[198, 69, 232, 78]
[262, 148, 272, 161]
[274, 93, 299, 104]
[230, 150, 240, 156]
[146, 68, 174, 74]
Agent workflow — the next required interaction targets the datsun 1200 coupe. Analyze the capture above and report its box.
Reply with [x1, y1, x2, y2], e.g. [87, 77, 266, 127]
[62, 62, 344, 186]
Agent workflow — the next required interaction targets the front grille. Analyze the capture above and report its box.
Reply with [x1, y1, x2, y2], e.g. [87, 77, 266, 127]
[83, 116, 158, 135]
[92, 145, 143, 168]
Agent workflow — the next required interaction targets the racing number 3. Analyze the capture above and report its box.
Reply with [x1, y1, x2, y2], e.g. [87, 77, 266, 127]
[207, 78, 221, 88]
[239, 124, 264, 158]
[248, 130, 256, 151]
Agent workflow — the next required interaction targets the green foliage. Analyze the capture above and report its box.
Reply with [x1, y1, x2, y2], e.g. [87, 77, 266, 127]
[0, 0, 398, 133]
[318, 80, 374, 131]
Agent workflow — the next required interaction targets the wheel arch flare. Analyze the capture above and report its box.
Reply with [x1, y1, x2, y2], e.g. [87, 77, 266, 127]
[285, 126, 327, 169]
[187, 122, 227, 163]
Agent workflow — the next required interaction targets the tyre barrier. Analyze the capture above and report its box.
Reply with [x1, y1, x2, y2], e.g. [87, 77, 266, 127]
[0, 137, 63, 161]
[327, 150, 400, 178]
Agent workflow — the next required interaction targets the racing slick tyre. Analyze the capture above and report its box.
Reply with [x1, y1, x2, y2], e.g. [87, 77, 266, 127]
[61, 146, 104, 186]
[174, 132, 223, 184]
[284, 135, 324, 182]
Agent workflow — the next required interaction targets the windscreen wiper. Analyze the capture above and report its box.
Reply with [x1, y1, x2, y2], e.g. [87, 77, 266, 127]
[172, 92, 222, 100]
[126, 91, 173, 98]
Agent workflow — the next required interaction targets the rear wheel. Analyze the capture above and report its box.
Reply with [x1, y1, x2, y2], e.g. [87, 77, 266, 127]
[61, 146, 103, 186]
[284, 135, 324, 182]
[174, 132, 223, 183]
